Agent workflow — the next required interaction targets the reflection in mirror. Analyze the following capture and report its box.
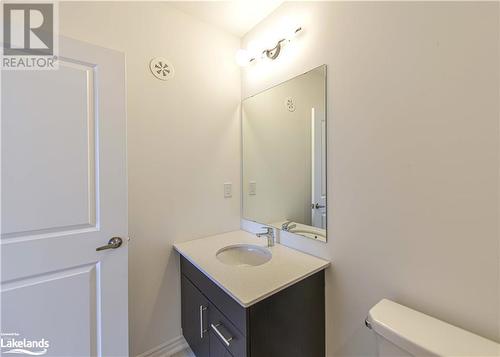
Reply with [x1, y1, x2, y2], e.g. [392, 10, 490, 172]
[242, 65, 327, 242]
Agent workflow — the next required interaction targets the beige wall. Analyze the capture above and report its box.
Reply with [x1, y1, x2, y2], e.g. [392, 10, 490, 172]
[242, 2, 499, 356]
[59, 3, 241, 355]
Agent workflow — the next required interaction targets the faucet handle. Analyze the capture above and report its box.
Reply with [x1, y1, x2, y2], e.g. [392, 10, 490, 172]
[261, 226, 273, 234]
[281, 221, 292, 230]
[256, 226, 276, 247]
[256, 226, 273, 236]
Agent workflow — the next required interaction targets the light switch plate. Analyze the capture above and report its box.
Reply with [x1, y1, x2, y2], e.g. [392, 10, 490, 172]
[249, 181, 256, 195]
[224, 182, 232, 198]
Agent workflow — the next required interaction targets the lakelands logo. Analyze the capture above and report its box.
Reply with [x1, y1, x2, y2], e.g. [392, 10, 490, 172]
[2, 2, 58, 70]
[1, 333, 50, 355]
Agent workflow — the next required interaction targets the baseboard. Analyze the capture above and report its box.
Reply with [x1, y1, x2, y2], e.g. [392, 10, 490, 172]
[136, 335, 189, 357]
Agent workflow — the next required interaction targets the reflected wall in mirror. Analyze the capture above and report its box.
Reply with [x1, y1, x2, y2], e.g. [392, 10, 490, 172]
[242, 65, 327, 242]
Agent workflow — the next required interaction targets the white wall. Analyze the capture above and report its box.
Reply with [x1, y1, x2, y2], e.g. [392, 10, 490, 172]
[59, 3, 241, 356]
[242, 2, 500, 356]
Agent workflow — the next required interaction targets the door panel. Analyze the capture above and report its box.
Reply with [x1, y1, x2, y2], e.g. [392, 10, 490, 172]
[1, 37, 128, 357]
[2, 60, 96, 237]
[181, 276, 210, 357]
[2, 264, 99, 356]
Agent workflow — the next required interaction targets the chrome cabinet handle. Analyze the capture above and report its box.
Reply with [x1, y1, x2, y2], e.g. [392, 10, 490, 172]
[96, 237, 123, 251]
[211, 323, 233, 346]
[199, 306, 207, 339]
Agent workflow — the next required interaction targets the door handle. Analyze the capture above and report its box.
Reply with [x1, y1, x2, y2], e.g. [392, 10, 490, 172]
[312, 203, 325, 209]
[96, 237, 123, 251]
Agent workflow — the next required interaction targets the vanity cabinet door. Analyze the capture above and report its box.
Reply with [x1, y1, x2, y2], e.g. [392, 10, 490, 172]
[181, 276, 210, 357]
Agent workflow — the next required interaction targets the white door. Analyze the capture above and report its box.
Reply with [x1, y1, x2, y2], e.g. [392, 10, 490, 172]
[1, 37, 128, 357]
[311, 107, 326, 229]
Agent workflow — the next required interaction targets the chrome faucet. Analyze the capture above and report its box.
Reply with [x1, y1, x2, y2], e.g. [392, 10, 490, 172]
[281, 221, 297, 231]
[256, 227, 275, 247]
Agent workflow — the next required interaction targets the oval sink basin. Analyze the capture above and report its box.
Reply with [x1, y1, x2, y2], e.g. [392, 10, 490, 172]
[216, 244, 271, 267]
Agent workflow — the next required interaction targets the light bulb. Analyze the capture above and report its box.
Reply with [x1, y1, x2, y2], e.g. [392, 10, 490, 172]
[285, 27, 302, 41]
[235, 49, 250, 67]
[247, 40, 262, 61]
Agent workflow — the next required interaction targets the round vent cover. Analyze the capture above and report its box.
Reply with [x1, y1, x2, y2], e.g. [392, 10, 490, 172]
[149, 57, 175, 81]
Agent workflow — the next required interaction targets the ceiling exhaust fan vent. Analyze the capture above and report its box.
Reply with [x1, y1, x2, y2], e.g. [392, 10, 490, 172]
[149, 57, 175, 81]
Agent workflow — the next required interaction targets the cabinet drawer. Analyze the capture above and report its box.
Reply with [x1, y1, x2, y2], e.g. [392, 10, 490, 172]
[209, 301, 247, 357]
[181, 256, 248, 336]
[209, 330, 233, 357]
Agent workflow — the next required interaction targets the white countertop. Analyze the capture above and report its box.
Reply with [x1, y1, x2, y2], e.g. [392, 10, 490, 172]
[173, 230, 330, 307]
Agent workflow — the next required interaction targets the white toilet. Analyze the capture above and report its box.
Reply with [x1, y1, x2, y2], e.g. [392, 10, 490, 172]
[366, 299, 500, 357]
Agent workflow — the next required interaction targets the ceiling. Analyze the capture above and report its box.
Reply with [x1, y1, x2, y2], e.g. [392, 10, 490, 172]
[170, 1, 284, 37]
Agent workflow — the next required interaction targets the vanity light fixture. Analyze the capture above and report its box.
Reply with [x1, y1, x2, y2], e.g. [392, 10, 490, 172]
[236, 26, 302, 67]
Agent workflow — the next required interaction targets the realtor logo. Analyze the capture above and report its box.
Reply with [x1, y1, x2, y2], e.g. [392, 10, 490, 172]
[3, 3, 53, 55]
[2, 2, 58, 69]
[1, 332, 50, 355]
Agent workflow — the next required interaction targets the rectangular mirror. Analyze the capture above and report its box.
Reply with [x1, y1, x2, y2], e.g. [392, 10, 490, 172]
[242, 65, 327, 242]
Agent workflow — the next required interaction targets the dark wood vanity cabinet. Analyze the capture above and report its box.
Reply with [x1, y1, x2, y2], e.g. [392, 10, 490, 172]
[180, 256, 325, 357]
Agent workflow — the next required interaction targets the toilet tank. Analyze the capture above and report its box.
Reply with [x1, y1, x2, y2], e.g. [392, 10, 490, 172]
[373, 334, 414, 357]
[366, 299, 500, 357]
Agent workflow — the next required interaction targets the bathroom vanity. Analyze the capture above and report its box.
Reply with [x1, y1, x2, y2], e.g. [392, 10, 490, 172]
[174, 230, 329, 357]
[174, 66, 331, 357]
